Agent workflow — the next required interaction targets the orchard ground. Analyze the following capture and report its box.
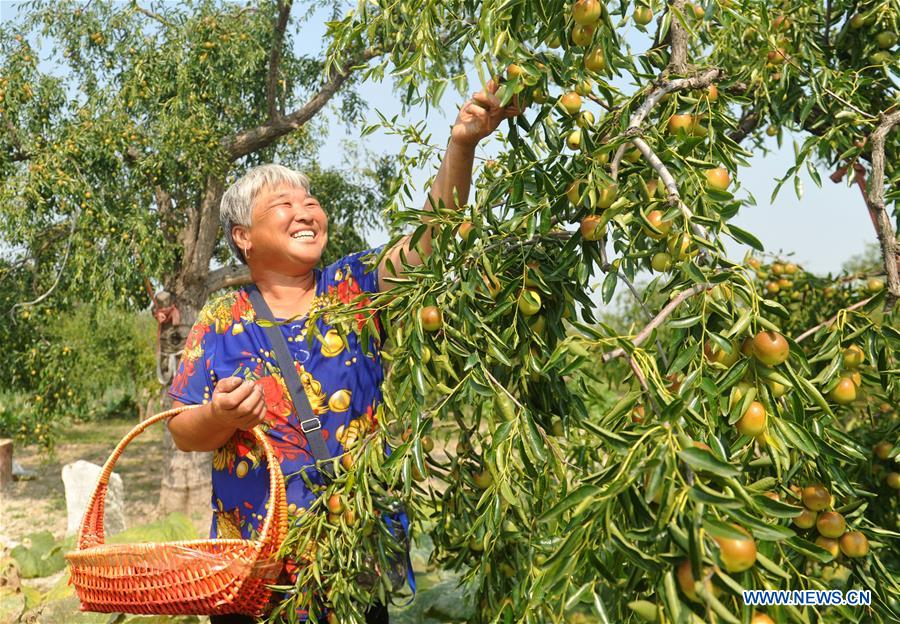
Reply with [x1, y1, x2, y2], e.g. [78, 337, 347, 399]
[0, 417, 472, 624]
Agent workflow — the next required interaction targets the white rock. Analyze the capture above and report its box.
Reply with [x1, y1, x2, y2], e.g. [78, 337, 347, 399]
[62, 460, 126, 538]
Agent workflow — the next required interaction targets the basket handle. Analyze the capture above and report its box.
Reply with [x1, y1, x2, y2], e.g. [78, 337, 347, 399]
[75, 405, 288, 555]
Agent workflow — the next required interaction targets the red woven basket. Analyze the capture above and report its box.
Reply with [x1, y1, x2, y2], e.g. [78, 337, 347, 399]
[65, 405, 288, 616]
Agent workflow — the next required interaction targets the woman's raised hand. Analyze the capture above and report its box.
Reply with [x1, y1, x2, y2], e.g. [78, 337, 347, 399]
[450, 78, 525, 149]
[211, 376, 267, 431]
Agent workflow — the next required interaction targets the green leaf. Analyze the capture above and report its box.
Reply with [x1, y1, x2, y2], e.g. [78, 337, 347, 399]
[725, 224, 764, 251]
[753, 495, 803, 519]
[755, 551, 791, 579]
[786, 536, 835, 563]
[537, 484, 603, 523]
[601, 271, 618, 304]
[688, 484, 744, 508]
[678, 447, 740, 478]
[668, 314, 703, 329]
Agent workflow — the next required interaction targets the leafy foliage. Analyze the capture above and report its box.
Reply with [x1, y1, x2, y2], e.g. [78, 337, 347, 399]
[1, 0, 396, 446]
[268, 1, 900, 623]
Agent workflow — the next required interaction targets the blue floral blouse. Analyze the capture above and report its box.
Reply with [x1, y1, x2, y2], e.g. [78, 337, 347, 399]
[167, 245, 390, 557]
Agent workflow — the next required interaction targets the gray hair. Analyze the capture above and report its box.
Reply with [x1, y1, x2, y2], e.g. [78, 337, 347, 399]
[219, 164, 311, 264]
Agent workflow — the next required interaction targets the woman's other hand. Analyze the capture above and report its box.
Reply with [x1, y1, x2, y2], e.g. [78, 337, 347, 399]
[211, 377, 266, 431]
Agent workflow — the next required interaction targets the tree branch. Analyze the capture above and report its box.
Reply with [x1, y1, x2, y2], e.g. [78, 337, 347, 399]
[795, 296, 875, 343]
[729, 108, 760, 144]
[610, 68, 721, 179]
[866, 110, 900, 309]
[602, 283, 710, 362]
[226, 46, 382, 160]
[205, 264, 251, 295]
[630, 136, 710, 243]
[187, 176, 225, 283]
[667, 0, 689, 75]
[830, 163, 883, 244]
[266, 0, 293, 120]
[131, 1, 176, 29]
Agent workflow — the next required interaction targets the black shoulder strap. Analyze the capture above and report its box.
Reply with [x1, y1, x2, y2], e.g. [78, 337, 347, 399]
[246, 284, 335, 482]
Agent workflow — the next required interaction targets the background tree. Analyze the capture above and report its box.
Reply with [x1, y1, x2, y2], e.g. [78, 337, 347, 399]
[1, 0, 398, 510]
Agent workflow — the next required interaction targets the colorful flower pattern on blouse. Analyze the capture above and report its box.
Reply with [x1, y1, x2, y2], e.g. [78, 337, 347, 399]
[167, 245, 391, 573]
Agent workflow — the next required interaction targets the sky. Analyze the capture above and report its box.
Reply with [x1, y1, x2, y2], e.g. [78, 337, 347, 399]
[1, 1, 878, 279]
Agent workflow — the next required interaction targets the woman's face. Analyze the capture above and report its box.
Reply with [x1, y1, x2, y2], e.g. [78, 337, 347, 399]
[234, 182, 328, 274]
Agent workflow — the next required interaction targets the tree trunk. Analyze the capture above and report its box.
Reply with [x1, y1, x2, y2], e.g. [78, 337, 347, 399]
[0, 439, 12, 491]
[158, 423, 213, 517]
[156, 295, 213, 518]
[156, 176, 225, 519]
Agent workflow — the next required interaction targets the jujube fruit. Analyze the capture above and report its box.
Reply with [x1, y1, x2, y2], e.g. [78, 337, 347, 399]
[573, 0, 602, 25]
[801, 484, 831, 511]
[814, 536, 840, 559]
[327, 494, 344, 514]
[842, 344, 864, 369]
[816, 511, 846, 538]
[580, 215, 605, 241]
[518, 289, 542, 316]
[633, 7, 653, 25]
[421, 305, 443, 332]
[828, 377, 857, 405]
[559, 91, 582, 115]
[584, 47, 607, 72]
[873, 442, 892, 460]
[705, 167, 730, 191]
[675, 560, 705, 602]
[752, 331, 790, 366]
[839, 531, 868, 558]
[643, 210, 671, 240]
[571, 23, 596, 46]
[737, 401, 767, 437]
[714, 524, 757, 572]
[650, 252, 672, 272]
[597, 184, 618, 209]
[793, 508, 817, 529]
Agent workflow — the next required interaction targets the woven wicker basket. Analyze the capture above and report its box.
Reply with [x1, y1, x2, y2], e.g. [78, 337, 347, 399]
[65, 406, 288, 616]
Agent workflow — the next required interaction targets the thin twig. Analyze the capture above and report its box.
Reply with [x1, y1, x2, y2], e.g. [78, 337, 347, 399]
[795, 296, 875, 343]
[10, 210, 81, 317]
[627, 356, 662, 418]
[602, 283, 710, 362]
[131, 1, 175, 28]
[598, 240, 669, 368]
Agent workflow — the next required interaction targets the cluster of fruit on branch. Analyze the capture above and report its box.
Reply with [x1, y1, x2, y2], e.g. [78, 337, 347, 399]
[748, 256, 885, 302]
[790, 484, 869, 560]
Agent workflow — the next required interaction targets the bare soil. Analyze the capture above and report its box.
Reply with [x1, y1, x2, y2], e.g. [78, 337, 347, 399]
[1, 417, 209, 546]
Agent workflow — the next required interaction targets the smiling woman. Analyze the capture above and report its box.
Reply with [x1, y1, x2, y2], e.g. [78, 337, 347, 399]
[163, 72, 520, 622]
[222, 166, 328, 280]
